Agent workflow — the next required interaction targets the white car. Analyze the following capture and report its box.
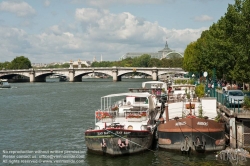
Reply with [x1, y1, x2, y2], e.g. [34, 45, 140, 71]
[225, 90, 244, 105]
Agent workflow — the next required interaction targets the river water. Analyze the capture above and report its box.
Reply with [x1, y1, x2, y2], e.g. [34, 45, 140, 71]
[0, 78, 245, 165]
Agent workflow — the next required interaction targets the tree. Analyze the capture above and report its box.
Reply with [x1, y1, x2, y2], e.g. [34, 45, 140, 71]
[183, 41, 200, 72]
[131, 54, 151, 67]
[0, 61, 11, 69]
[183, 0, 250, 83]
[148, 58, 161, 67]
[8, 56, 31, 69]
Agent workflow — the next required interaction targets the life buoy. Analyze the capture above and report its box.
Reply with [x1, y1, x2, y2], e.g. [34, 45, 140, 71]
[101, 139, 106, 148]
[96, 111, 103, 120]
[118, 139, 129, 148]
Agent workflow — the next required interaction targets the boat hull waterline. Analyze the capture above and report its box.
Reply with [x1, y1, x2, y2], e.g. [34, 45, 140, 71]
[85, 129, 153, 155]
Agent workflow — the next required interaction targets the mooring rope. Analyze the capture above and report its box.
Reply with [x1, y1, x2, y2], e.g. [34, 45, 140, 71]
[103, 128, 156, 153]
[175, 118, 191, 151]
[175, 118, 246, 148]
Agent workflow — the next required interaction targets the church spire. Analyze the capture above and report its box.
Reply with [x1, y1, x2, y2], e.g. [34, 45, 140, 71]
[165, 37, 169, 48]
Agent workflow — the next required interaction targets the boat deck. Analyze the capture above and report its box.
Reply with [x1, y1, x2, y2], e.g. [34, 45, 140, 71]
[95, 112, 149, 131]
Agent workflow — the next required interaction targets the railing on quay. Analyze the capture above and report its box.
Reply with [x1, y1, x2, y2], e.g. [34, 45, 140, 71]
[209, 89, 250, 117]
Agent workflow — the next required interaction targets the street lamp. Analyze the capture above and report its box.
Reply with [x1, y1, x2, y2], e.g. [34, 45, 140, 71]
[203, 71, 209, 96]
[192, 74, 196, 85]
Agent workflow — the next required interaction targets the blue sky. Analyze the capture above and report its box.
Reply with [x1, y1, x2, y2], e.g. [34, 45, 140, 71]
[0, 0, 234, 63]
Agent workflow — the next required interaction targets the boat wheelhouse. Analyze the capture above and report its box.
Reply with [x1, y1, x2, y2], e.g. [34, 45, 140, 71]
[85, 92, 164, 155]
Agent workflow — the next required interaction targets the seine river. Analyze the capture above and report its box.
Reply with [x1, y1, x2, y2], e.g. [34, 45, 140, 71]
[0, 78, 244, 165]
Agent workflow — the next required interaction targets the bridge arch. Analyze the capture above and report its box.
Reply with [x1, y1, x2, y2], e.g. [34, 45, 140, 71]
[0, 73, 30, 82]
[118, 70, 152, 77]
[74, 70, 113, 81]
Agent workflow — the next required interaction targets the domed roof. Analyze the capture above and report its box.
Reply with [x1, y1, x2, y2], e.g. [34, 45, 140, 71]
[121, 39, 183, 60]
[158, 40, 183, 58]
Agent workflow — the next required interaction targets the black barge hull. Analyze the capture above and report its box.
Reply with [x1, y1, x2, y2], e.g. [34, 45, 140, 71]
[85, 129, 153, 155]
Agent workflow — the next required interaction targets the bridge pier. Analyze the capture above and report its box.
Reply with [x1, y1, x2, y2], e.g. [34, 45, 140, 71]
[69, 69, 75, 82]
[152, 68, 158, 81]
[112, 67, 119, 82]
[29, 69, 35, 82]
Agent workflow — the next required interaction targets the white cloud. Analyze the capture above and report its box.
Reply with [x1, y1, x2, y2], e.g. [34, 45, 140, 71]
[168, 27, 208, 52]
[194, 15, 213, 22]
[75, 8, 165, 43]
[71, 0, 167, 7]
[44, 0, 50, 7]
[0, 8, 207, 63]
[75, 8, 104, 22]
[87, 0, 166, 7]
[0, 1, 36, 17]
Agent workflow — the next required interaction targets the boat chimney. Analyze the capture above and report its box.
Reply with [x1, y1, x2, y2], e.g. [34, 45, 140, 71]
[165, 103, 169, 122]
[189, 102, 192, 115]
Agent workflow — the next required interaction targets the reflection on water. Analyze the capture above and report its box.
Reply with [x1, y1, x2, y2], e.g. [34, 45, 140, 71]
[84, 149, 232, 166]
[85, 151, 154, 166]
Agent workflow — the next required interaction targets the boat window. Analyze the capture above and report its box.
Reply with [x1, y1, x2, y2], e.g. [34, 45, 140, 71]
[229, 91, 244, 96]
[135, 97, 147, 102]
[127, 125, 133, 130]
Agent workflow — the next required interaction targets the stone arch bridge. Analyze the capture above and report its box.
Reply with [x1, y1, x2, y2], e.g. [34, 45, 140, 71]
[0, 66, 185, 82]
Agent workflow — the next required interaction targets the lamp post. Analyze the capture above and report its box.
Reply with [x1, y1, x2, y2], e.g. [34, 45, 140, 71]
[203, 71, 208, 95]
[192, 74, 195, 85]
[212, 68, 217, 97]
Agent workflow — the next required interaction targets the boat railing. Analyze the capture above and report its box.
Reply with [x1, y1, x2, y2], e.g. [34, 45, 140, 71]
[168, 93, 198, 103]
[95, 110, 116, 123]
[102, 99, 125, 111]
[125, 111, 148, 121]
[95, 109, 148, 123]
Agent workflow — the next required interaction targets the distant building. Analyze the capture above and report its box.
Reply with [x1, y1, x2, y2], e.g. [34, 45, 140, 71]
[92, 55, 103, 63]
[31, 63, 47, 68]
[120, 39, 183, 60]
[71, 60, 91, 67]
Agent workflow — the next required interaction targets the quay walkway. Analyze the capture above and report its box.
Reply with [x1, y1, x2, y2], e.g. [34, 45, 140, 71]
[212, 90, 250, 150]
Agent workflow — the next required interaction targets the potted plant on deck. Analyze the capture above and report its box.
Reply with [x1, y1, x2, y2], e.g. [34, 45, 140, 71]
[126, 114, 142, 121]
[140, 112, 147, 120]
[111, 106, 118, 111]
[195, 84, 205, 101]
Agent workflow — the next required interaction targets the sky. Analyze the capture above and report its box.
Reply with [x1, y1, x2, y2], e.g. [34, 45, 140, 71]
[0, 0, 235, 64]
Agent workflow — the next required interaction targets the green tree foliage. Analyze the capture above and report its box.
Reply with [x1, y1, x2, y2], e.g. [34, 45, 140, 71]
[0, 61, 11, 69]
[91, 54, 183, 68]
[91, 61, 115, 67]
[136, 54, 151, 67]
[148, 58, 162, 67]
[183, 41, 198, 72]
[183, 0, 250, 82]
[44, 63, 70, 68]
[195, 84, 205, 99]
[6, 56, 31, 69]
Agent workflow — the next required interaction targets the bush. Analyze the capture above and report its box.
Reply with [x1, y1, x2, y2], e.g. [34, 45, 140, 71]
[195, 84, 205, 99]
[243, 96, 250, 111]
